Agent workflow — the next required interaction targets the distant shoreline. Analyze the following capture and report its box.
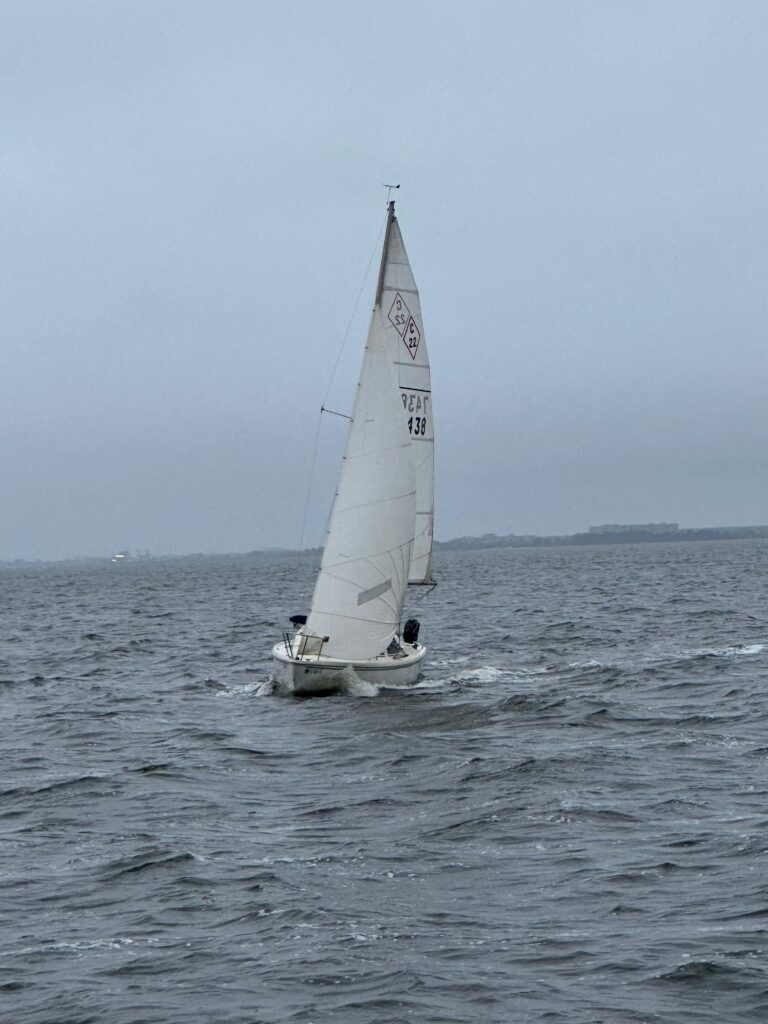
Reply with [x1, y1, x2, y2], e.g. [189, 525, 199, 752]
[434, 524, 768, 551]
[3, 525, 768, 568]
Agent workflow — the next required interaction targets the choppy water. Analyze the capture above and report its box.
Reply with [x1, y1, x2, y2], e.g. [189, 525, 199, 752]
[2, 540, 768, 1023]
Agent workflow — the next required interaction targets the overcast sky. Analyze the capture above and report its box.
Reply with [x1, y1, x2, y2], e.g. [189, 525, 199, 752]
[2, 0, 767, 560]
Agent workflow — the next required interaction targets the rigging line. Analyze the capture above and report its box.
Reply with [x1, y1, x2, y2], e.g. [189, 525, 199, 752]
[321, 211, 387, 411]
[293, 211, 387, 588]
[294, 405, 324, 586]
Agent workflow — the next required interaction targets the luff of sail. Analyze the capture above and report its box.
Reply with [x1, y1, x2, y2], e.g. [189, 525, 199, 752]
[302, 307, 416, 661]
[377, 203, 435, 584]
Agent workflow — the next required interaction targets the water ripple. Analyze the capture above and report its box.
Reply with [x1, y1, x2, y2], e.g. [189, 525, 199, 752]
[1, 541, 768, 1022]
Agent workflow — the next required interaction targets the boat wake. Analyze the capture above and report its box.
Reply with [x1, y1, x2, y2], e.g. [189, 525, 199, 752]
[268, 665, 380, 699]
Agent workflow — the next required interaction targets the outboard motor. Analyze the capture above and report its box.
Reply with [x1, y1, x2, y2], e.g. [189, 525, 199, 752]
[403, 618, 420, 644]
[289, 614, 307, 626]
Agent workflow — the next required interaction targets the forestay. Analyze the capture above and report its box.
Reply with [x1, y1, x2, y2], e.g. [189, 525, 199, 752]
[376, 207, 435, 584]
[302, 308, 416, 661]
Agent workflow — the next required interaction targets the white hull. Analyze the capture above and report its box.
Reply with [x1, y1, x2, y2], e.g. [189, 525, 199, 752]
[271, 640, 426, 695]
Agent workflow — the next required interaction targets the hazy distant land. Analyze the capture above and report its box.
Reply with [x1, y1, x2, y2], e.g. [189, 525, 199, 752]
[3, 524, 768, 568]
[435, 523, 768, 550]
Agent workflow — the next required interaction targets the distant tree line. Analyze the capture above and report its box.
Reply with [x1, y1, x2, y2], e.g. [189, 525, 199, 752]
[434, 525, 768, 551]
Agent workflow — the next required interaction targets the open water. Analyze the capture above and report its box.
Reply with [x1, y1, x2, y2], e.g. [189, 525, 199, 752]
[2, 540, 768, 1023]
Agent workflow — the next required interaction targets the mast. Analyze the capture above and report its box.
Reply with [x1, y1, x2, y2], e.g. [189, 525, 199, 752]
[375, 200, 396, 308]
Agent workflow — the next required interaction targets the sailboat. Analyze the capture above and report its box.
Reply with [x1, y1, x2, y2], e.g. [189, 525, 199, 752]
[271, 200, 435, 694]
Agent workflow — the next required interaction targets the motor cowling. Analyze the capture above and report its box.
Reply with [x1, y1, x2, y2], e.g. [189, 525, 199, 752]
[403, 618, 420, 644]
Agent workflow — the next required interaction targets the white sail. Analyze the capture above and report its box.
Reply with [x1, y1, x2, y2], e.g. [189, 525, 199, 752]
[303, 308, 416, 661]
[376, 209, 435, 584]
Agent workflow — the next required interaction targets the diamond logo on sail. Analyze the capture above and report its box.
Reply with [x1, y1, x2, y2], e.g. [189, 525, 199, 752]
[401, 316, 420, 360]
[388, 292, 420, 360]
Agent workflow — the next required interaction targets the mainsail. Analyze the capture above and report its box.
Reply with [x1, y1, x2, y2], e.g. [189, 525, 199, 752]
[303, 307, 416, 660]
[376, 203, 435, 584]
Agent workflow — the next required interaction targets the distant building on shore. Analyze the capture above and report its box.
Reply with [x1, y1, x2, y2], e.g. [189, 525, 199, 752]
[588, 522, 679, 536]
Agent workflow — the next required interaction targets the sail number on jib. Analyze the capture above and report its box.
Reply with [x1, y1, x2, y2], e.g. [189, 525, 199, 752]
[401, 391, 430, 437]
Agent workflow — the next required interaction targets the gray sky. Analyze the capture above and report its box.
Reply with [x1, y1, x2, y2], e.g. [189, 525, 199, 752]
[2, 0, 767, 560]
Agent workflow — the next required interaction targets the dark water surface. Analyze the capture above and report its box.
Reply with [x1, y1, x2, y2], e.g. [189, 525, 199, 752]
[2, 541, 768, 1023]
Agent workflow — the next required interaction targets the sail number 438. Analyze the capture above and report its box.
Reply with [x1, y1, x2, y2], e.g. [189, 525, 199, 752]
[401, 392, 430, 436]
